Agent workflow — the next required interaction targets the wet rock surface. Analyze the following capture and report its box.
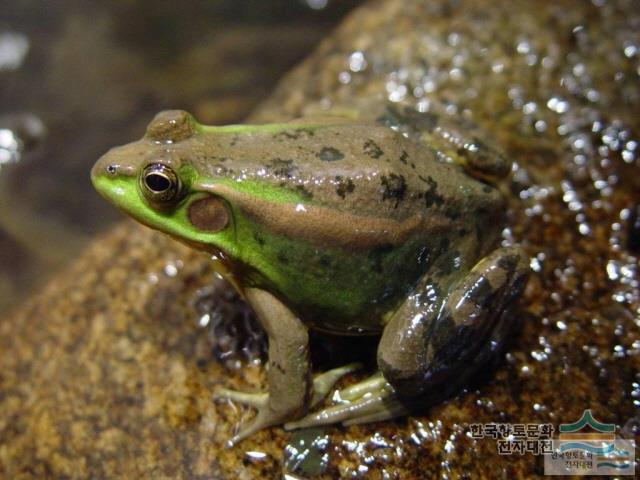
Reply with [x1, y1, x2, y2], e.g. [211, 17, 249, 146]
[1, 0, 639, 478]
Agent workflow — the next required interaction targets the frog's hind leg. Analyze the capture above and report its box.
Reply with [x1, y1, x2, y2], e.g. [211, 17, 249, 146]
[286, 247, 529, 429]
[378, 246, 529, 398]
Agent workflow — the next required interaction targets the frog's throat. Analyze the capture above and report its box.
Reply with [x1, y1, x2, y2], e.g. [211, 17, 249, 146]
[203, 183, 452, 251]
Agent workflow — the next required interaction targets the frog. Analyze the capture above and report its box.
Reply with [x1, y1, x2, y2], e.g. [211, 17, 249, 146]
[91, 107, 529, 446]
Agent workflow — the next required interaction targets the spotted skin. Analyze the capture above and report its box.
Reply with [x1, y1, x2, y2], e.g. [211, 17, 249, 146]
[363, 139, 384, 159]
[380, 173, 407, 207]
[316, 146, 344, 161]
[335, 176, 355, 199]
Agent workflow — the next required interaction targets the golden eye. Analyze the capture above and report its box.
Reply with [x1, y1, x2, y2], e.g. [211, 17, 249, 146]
[140, 163, 181, 205]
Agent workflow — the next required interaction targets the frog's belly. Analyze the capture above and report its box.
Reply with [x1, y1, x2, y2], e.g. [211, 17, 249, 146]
[250, 237, 436, 336]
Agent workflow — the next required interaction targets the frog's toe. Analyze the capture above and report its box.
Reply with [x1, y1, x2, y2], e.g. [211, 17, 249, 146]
[213, 387, 268, 408]
[342, 398, 410, 426]
[214, 389, 296, 447]
[336, 371, 386, 401]
[225, 409, 283, 447]
[285, 373, 409, 430]
[310, 362, 363, 406]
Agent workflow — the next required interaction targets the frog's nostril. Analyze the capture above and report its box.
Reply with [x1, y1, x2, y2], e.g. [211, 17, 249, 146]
[106, 165, 117, 175]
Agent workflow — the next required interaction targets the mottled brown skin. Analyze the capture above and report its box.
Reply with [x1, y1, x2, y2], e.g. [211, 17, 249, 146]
[102, 110, 504, 229]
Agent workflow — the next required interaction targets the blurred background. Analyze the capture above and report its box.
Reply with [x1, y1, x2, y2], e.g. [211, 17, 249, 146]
[0, 0, 363, 314]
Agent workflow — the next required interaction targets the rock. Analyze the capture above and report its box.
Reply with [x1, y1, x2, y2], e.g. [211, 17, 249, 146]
[2, 0, 639, 478]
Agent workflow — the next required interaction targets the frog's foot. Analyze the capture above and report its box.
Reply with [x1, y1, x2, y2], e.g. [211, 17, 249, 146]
[213, 388, 276, 446]
[215, 362, 361, 445]
[285, 372, 410, 430]
[310, 362, 363, 406]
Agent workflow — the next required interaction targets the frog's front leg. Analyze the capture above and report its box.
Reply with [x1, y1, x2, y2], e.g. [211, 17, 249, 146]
[214, 288, 359, 446]
[287, 247, 528, 429]
[214, 287, 311, 446]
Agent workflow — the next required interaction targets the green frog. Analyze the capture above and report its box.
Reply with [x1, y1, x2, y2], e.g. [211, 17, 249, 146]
[91, 108, 528, 446]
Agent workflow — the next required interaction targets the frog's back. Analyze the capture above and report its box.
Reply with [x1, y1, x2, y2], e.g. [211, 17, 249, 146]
[189, 122, 502, 227]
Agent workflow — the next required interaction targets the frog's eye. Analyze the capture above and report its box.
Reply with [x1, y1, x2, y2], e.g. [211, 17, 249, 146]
[140, 163, 181, 206]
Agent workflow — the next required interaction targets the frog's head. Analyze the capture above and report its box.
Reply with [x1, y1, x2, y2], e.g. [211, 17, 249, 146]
[91, 110, 238, 257]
